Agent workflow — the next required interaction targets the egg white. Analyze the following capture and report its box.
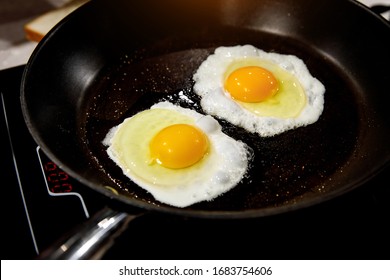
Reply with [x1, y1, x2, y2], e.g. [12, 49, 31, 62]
[193, 44, 325, 137]
[103, 101, 251, 208]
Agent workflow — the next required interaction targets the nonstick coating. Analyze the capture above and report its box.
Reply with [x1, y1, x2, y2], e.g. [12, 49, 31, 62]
[21, 0, 390, 218]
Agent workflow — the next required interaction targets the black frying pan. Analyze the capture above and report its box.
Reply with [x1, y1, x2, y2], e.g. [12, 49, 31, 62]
[21, 0, 390, 258]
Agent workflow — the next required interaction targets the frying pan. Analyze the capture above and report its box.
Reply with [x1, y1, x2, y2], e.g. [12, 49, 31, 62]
[21, 0, 390, 258]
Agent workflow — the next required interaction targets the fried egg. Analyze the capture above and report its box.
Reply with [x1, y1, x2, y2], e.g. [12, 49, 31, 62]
[103, 101, 250, 208]
[193, 45, 325, 137]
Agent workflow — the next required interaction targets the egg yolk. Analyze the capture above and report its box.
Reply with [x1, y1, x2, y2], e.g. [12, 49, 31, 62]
[149, 124, 209, 169]
[224, 66, 279, 102]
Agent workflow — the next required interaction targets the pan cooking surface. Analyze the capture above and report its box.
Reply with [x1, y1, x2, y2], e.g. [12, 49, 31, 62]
[80, 30, 361, 212]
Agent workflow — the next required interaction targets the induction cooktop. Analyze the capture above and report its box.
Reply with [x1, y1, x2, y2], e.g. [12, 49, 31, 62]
[1, 65, 389, 260]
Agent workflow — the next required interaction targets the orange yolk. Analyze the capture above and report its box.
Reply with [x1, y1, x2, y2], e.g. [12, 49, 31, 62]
[149, 124, 209, 169]
[224, 66, 279, 102]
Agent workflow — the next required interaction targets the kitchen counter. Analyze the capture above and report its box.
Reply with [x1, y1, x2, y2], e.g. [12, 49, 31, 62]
[0, 0, 84, 70]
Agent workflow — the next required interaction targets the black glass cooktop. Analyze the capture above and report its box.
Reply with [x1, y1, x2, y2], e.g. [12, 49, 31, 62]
[1, 65, 389, 260]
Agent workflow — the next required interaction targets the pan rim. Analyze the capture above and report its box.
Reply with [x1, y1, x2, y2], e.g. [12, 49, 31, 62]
[20, 0, 390, 219]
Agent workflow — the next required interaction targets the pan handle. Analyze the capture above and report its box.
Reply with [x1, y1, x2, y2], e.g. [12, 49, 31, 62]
[38, 207, 142, 259]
